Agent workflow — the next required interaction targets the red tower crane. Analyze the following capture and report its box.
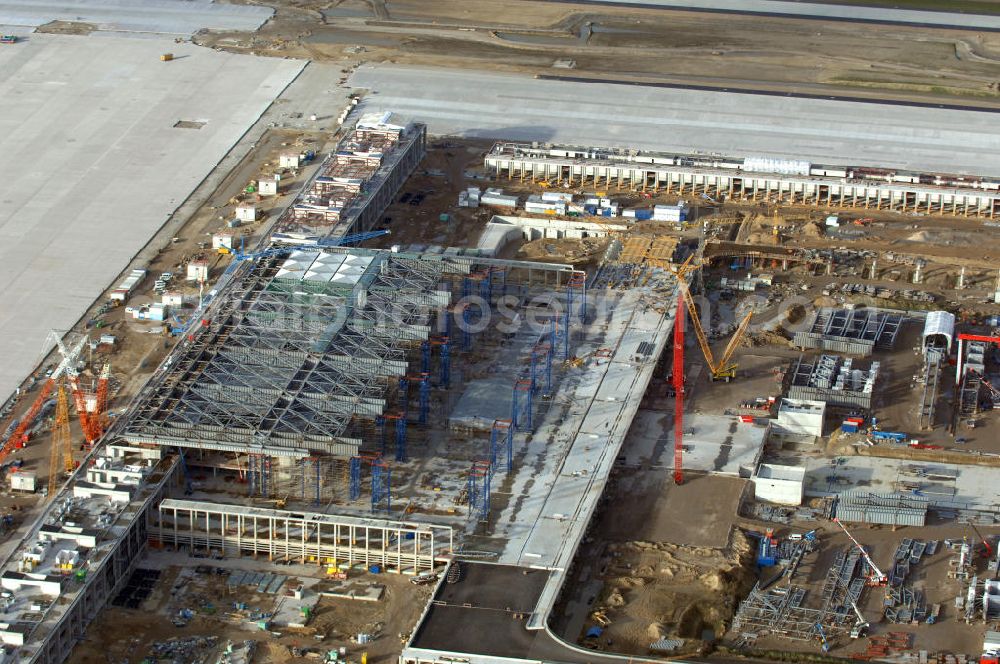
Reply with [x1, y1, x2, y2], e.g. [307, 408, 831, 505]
[673, 290, 686, 485]
[93, 363, 111, 438]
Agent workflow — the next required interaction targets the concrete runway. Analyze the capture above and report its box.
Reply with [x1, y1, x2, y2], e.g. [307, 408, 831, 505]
[350, 64, 1000, 175]
[0, 0, 272, 35]
[545, 0, 1000, 30]
[0, 34, 303, 403]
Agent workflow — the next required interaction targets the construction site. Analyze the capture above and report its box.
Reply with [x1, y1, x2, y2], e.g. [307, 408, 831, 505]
[4, 2, 1000, 664]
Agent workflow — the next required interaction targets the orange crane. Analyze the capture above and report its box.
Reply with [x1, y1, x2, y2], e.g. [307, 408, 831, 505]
[93, 363, 111, 437]
[47, 386, 74, 497]
[50, 334, 100, 445]
[676, 280, 753, 382]
[0, 334, 88, 464]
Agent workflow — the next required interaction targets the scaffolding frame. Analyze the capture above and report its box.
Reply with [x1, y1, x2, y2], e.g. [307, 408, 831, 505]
[467, 460, 492, 522]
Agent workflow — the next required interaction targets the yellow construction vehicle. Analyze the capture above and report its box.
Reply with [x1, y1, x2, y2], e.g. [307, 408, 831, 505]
[677, 281, 752, 382]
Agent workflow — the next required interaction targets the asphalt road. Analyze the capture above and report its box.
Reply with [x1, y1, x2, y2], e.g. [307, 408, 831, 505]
[350, 64, 1000, 176]
[542, 0, 1000, 31]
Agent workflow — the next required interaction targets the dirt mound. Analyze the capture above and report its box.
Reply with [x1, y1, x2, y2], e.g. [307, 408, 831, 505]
[582, 531, 755, 655]
[802, 221, 825, 237]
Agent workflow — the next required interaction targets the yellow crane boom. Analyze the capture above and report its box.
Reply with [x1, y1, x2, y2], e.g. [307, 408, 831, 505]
[48, 385, 73, 497]
[677, 280, 752, 382]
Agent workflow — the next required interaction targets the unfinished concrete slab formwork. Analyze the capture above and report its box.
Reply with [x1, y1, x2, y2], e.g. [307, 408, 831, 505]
[485, 143, 1000, 218]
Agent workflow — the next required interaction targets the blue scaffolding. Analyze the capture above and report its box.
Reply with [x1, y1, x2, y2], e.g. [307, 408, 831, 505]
[512, 378, 533, 431]
[371, 461, 391, 513]
[398, 377, 410, 415]
[467, 460, 492, 522]
[567, 271, 587, 319]
[553, 315, 570, 360]
[421, 340, 431, 373]
[427, 336, 451, 387]
[491, 419, 514, 472]
[349, 456, 362, 501]
[376, 415, 387, 455]
[530, 342, 553, 395]
[379, 413, 407, 462]
[461, 304, 472, 350]
[418, 376, 430, 425]
[439, 340, 451, 387]
[395, 416, 408, 462]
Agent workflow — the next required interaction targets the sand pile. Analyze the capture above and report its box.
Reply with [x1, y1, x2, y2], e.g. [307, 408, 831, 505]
[583, 531, 755, 655]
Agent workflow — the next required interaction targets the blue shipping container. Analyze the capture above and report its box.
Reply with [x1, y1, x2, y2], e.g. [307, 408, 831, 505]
[584, 204, 597, 214]
[841, 423, 858, 433]
[635, 210, 653, 220]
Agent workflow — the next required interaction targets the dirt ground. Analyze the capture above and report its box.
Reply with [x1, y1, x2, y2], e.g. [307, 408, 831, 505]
[70, 560, 432, 664]
[200, 0, 1000, 107]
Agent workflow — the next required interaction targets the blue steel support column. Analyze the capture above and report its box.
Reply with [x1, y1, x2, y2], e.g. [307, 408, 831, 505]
[440, 342, 451, 387]
[421, 341, 431, 374]
[395, 417, 407, 462]
[530, 350, 539, 393]
[349, 457, 361, 501]
[462, 305, 472, 350]
[544, 345, 553, 393]
[376, 416, 387, 455]
[399, 377, 409, 415]
[418, 377, 430, 425]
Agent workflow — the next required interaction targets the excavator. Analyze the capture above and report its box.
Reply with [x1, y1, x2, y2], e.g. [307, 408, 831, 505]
[676, 280, 753, 382]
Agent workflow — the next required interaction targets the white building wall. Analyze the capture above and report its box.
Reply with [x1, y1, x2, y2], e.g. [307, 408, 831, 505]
[754, 477, 804, 505]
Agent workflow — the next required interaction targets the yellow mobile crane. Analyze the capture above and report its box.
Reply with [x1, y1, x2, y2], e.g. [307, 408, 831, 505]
[676, 280, 753, 382]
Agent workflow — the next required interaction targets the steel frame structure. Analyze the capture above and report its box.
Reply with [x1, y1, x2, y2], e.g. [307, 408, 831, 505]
[121, 249, 459, 457]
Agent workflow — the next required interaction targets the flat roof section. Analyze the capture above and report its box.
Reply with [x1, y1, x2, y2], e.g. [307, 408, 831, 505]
[411, 563, 550, 658]
[349, 64, 1000, 175]
[0, 34, 304, 404]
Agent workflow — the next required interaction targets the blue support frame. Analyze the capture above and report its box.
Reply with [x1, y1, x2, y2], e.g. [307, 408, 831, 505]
[349, 457, 361, 501]
[395, 417, 407, 462]
[376, 416, 387, 455]
[512, 379, 533, 431]
[467, 461, 492, 522]
[491, 419, 514, 472]
[418, 377, 430, 425]
[421, 341, 431, 374]
[440, 342, 451, 387]
[399, 377, 409, 415]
